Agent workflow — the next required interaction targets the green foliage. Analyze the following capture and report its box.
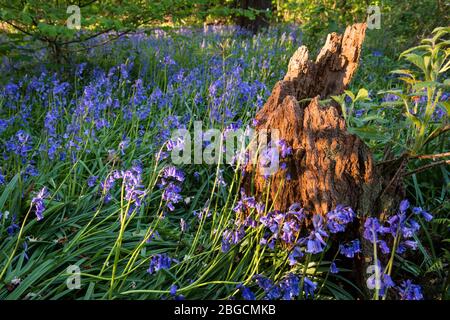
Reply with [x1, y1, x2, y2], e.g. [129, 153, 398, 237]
[387, 26, 450, 155]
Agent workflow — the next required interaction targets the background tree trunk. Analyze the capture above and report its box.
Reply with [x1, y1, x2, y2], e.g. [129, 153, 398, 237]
[235, 0, 272, 33]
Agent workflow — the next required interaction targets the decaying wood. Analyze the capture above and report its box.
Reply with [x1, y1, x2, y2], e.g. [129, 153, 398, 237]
[244, 23, 387, 216]
[243, 23, 403, 296]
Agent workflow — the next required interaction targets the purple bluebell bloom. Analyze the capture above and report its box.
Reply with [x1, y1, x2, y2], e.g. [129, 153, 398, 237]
[31, 187, 47, 221]
[6, 214, 19, 236]
[304, 215, 328, 254]
[87, 175, 98, 188]
[397, 280, 423, 300]
[399, 199, 409, 213]
[147, 253, 172, 274]
[280, 273, 300, 300]
[237, 284, 255, 300]
[169, 284, 178, 296]
[326, 205, 355, 233]
[339, 239, 361, 258]
[330, 262, 339, 274]
[412, 207, 433, 222]
[303, 277, 317, 299]
[288, 246, 304, 265]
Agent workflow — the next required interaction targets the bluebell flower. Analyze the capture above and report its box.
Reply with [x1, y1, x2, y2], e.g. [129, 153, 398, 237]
[253, 274, 274, 292]
[87, 176, 98, 188]
[412, 207, 433, 222]
[339, 239, 361, 258]
[400, 218, 420, 238]
[161, 166, 185, 184]
[382, 93, 400, 102]
[147, 253, 172, 274]
[221, 227, 245, 252]
[303, 277, 317, 299]
[397, 280, 423, 300]
[280, 273, 300, 300]
[363, 217, 382, 242]
[31, 187, 47, 221]
[265, 285, 282, 300]
[118, 138, 129, 155]
[6, 214, 19, 236]
[378, 240, 390, 254]
[287, 203, 305, 221]
[159, 166, 185, 211]
[288, 246, 304, 265]
[367, 262, 395, 297]
[326, 205, 355, 233]
[399, 199, 409, 213]
[277, 140, 292, 158]
[372, 50, 383, 57]
[398, 240, 418, 252]
[330, 262, 339, 274]
[169, 284, 178, 296]
[237, 284, 255, 300]
[304, 215, 328, 254]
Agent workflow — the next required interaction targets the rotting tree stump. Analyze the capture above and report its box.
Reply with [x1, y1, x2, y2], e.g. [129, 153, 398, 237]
[243, 23, 404, 296]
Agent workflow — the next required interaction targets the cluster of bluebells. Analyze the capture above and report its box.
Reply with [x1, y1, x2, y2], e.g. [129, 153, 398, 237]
[361, 199, 433, 299]
[326, 205, 356, 233]
[339, 240, 361, 258]
[100, 165, 146, 209]
[221, 194, 263, 253]
[258, 204, 359, 266]
[147, 253, 173, 274]
[363, 199, 432, 255]
[366, 260, 396, 297]
[230, 196, 430, 299]
[0, 211, 19, 236]
[397, 280, 423, 300]
[0, 24, 292, 196]
[158, 166, 185, 212]
[31, 187, 48, 221]
[237, 273, 317, 300]
[168, 284, 185, 300]
[259, 203, 305, 251]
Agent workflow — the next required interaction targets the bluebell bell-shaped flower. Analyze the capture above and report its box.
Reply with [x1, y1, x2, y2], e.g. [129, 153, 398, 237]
[412, 207, 433, 222]
[399, 199, 410, 213]
[237, 284, 255, 300]
[31, 187, 47, 221]
[330, 262, 339, 274]
[326, 205, 355, 233]
[288, 246, 304, 266]
[303, 215, 328, 254]
[303, 277, 317, 299]
[280, 273, 300, 300]
[397, 280, 423, 300]
[147, 253, 172, 274]
[87, 175, 98, 188]
[363, 217, 383, 242]
[339, 239, 361, 258]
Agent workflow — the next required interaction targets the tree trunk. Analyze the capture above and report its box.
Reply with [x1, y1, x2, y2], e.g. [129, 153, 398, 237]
[243, 23, 404, 296]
